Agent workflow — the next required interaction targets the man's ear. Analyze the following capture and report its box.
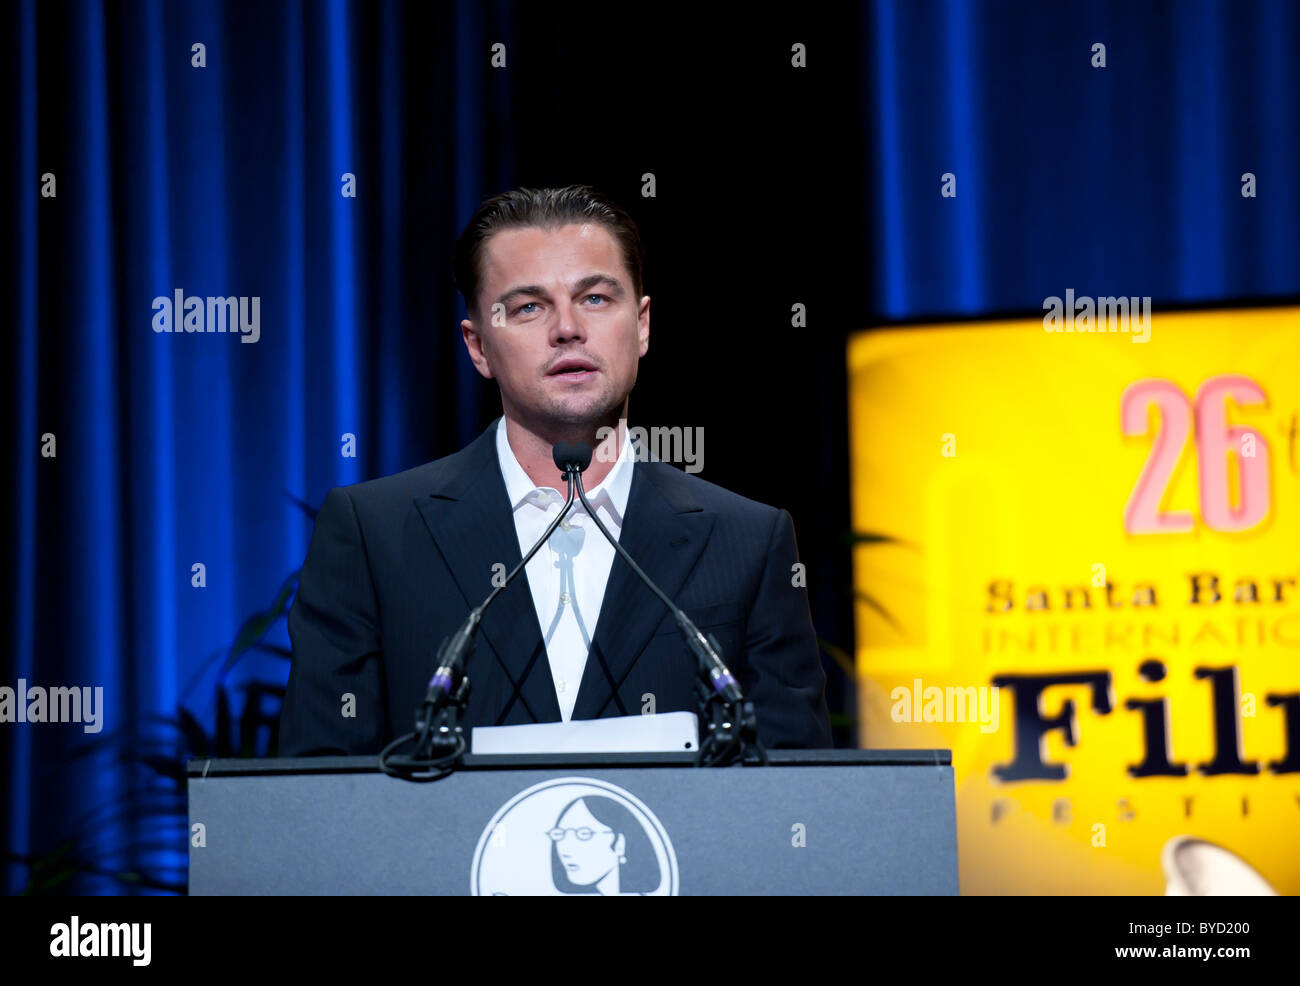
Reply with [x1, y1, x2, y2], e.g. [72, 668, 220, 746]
[461, 317, 495, 380]
[637, 295, 650, 357]
[613, 833, 627, 857]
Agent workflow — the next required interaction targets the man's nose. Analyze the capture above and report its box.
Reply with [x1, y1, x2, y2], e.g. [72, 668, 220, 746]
[550, 300, 588, 344]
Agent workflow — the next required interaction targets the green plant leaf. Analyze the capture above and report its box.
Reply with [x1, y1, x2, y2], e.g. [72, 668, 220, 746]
[845, 530, 894, 545]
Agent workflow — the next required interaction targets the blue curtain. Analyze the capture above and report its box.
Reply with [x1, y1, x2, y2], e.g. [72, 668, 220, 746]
[4, 0, 514, 894]
[862, 0, 1298, 320]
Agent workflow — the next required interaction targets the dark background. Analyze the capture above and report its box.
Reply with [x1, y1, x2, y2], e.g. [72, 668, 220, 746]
[4, 0, 1297, 893]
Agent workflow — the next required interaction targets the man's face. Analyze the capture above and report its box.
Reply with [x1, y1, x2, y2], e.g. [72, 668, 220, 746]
[461, 223, 650, 431]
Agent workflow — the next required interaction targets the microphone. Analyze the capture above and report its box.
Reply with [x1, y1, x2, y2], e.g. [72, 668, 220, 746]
[552, 440, 593, 475]
[555, 440, 745, 707]
[413, 446, 582, 747]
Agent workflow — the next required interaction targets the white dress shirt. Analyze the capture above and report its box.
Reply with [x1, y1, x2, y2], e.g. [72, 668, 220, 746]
[495, 416, 635, 721]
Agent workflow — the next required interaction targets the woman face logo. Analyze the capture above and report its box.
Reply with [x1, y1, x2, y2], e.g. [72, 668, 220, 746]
[472, 778, 678, 895]
[549, 797, 636, 894]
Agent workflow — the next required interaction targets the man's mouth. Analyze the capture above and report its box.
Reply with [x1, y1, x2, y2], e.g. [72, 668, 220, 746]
[547, 358, 599, 380]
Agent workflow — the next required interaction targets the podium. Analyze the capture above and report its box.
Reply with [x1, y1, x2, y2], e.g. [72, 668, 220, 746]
[186, 749, 957, 895]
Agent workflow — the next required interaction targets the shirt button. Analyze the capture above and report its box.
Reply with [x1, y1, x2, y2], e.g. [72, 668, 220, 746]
[556, 679, 566, 692]
[559, 592, 570, 605]
[560, 520, 572, 531]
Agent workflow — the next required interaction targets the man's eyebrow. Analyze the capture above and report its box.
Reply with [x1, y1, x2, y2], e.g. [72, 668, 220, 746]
[495, 273, 625, 309]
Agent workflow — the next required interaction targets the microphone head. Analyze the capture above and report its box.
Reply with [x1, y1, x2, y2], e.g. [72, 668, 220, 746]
[552, 441, 593, 474]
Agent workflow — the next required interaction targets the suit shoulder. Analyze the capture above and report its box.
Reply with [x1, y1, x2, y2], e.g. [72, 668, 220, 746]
[642, 462, 784, 524]
[326, 435, 493, 511]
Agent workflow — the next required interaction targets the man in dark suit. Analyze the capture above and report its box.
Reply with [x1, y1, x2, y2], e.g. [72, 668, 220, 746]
[279, 185, 832, 755]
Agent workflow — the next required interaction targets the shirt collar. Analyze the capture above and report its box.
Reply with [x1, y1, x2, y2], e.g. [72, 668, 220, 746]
[495, 416, 635, 523]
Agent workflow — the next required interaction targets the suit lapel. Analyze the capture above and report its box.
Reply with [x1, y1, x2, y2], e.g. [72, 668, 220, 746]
[413, 422, 562, 724]
[571, 462, 716, 720]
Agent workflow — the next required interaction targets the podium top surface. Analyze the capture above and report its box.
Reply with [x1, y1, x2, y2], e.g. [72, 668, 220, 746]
[185, 748, 951, 777]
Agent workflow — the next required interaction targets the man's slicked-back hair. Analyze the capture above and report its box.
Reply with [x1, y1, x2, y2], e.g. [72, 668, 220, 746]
[452, 184, 645, 321]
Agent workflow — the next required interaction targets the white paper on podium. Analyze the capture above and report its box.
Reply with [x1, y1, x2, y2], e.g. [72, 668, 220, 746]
[470, 711, 699, 754]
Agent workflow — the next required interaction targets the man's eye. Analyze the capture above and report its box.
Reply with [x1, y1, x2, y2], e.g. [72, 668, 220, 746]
[516, 296, 603, 315]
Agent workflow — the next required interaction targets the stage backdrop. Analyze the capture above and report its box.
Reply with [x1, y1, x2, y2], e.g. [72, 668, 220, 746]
[850, 305, 1300, 895]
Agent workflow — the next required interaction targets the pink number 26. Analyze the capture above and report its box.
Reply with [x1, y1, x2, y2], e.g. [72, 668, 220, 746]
[1121, 375, 1270, 534]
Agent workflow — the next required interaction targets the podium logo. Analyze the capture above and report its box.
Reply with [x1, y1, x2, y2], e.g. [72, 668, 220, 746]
[471, 778, 678, 896]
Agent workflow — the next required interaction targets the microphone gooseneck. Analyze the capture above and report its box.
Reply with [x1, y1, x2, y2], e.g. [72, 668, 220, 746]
[558, 439, 764, 766]
[379, 446, 582, 780]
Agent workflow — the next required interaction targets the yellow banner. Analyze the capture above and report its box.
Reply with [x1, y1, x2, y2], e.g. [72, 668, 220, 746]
[849, 306, 1300, 894]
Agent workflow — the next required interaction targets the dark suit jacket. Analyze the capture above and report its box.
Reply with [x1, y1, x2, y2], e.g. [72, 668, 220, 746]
[278, 418, 833, 754]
